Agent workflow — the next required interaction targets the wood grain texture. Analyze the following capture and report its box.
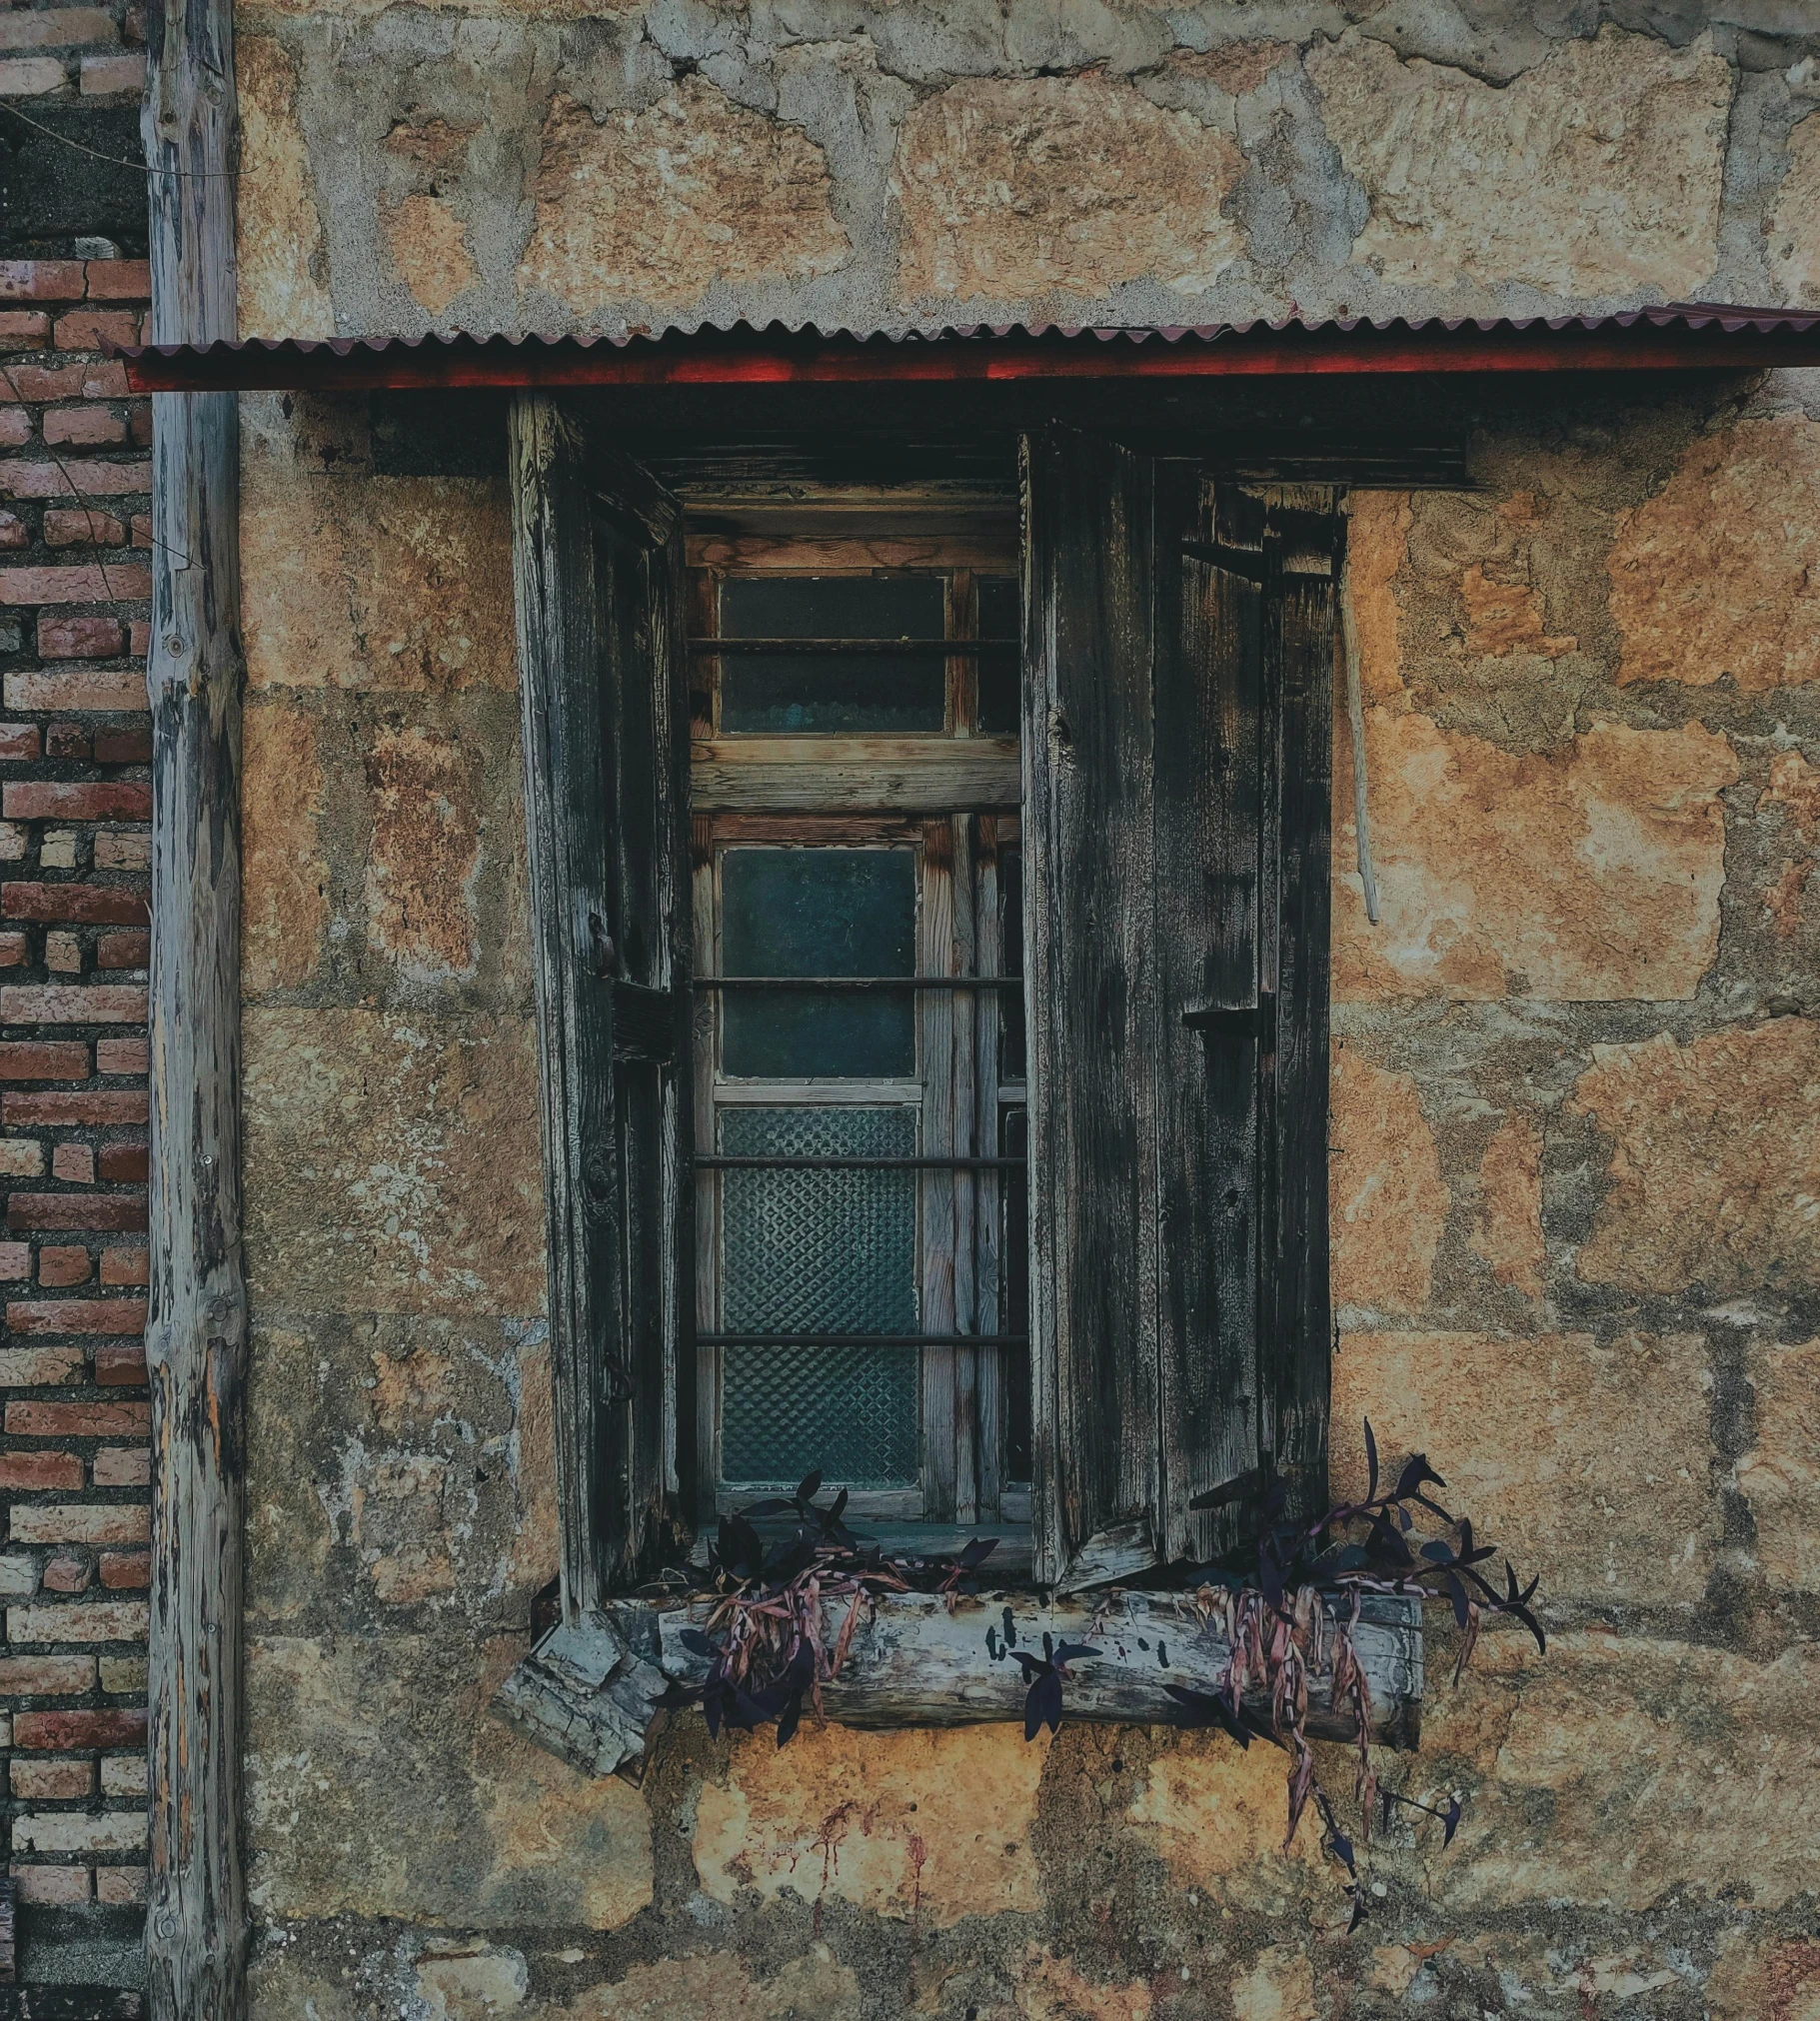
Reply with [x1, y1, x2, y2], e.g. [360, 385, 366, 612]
[511, 396, 694, 1611]
[142, 0, 248, 2003]
[1023, 428, 1162, 1591]
[691, 739, 1019, 812]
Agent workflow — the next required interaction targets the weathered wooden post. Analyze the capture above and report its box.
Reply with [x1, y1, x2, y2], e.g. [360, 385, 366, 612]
[142, 0, 248, 2005]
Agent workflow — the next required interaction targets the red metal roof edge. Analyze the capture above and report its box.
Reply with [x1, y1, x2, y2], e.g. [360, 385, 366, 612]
[113, 307, 1820, 392]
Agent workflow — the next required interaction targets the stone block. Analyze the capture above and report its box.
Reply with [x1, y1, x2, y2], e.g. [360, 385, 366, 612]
[1307, 27, 1728, 298]
[1332, 1331, 1714, 1604]
[243, 1008, 545, 1315]
[1769, 113, 1820, 309]
[1423, 1630, 1820, 1912]
[1609, 418, 1820, 691]
[1328, 1046, 1447, 1316]
[1124, 1731, 1323, 1910]
[245, 1630, 653, 1929]
[1332, 714, 1736, 1002]
[694, 1722, 1044, 1925]
[242, 469, 515, 693]
[1569, 1019, 1820, 1296]
[519, 82, 850, 315]
[364, 723, 482, 984]
[893, 72, 1242, 301]
[242, 700, 327, 995]
[236, 36, 334, 341]
[537, 1952, 863, 2021]
[1739, 1336, 1820, 1593]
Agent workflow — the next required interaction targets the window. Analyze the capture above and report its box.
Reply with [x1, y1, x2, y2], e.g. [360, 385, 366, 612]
[512, 407, 1337, 1614]
[687, 540, 1028, 1544]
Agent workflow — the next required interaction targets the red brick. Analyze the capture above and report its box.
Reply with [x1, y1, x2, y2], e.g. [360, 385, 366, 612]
[0, 1450, 81, 1489]
[13, 1707, 146, 1749]
[6, 1092, 147, 1125]
[2, 784, 150, 823]
[43, 507, 126, 546]
[97, 1248, 145, 1286]
[6, 1196, 146, 1233]
[43, 407, 125, 449]
[4, 885, 148, 927]
[43, 723, 88, 762]
[80, 50, 144, 94]
[2, 565, 152, 606]
[50, 1143, 93, 1183]
[0, 1343, 80, 1382]
[98, 1551, 146, 1589]
[34, 616, 125, 661]
[126, 621, 149, 657]
[93, 1342, 144, 1385]
[9, 1504, 148, 1545]
[0, 462, 147, 501]
[0, 1654, 92, 1694]
[84, 260, 150, 302]
[96, 1867, 146, 1906]
[0, 725, 39, 762]
[96, 1144, 144, 1184]
[0, 985, 148, 1023]
[0, 364, 118, 403]
[93, 728, 149, 765]
[39, 1554, 88, 1594]
[95, 1038, 145, 1075]
[11, 1867, 92, 1907]
[35, 1247, 90, 1287]
[10, 1759, 93, 1800]
[51, 310, 140, 352]
[96, 932, 148, 970]
[0, 11, 119, 52]
[6, 1298, 144, 1337]
[90, 1446, 147, 1486]
[0, 261, 86, 303]
[0, 1041, 88, 1079]
[0, 415, 29, 451]
[0, 510, 26, 547]
[0, 1240, 31, 1279]
[6, 1399, 148, 1436]
[0, 311, 51, 348]
[0, 933, 24, 967]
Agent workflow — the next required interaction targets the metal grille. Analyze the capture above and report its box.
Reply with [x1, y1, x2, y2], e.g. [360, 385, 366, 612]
[720, 1105, 919, 1486]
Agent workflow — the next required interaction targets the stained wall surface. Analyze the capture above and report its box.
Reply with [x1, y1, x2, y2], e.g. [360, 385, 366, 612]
[234, 6, 1820, 2019]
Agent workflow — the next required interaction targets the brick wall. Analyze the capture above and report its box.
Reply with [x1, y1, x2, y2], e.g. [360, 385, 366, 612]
[0, 246, 151, 1993]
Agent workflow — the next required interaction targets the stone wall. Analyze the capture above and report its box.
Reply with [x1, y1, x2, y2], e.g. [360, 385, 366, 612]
[226, 5, 1820, 2019]
[237, 366, 1820, 2018]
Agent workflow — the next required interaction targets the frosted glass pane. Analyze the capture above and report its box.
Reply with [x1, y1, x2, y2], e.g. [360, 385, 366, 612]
[721, 849, 915, 1078]
[720, 1105, 919, 1487]
[976, 575, 1020, 735]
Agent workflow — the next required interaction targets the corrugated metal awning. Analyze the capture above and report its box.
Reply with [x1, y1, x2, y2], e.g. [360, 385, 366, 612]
[115, 307, 1820, 393]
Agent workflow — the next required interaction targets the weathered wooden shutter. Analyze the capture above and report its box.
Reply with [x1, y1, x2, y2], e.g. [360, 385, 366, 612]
[510, 396, 695, 1613]
[1023, 430, 1336, 1589]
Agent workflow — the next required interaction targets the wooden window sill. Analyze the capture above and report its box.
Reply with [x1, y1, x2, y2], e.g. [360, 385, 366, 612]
[495, 1586, 1423, 1779]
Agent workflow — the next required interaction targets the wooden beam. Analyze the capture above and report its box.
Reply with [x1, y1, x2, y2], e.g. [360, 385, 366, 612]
[495, 1589, 1424, 1772]
[142, 0, 247, 2006]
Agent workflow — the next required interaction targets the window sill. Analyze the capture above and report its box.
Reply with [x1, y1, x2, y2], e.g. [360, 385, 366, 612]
[495, 1585, 1423, 1780]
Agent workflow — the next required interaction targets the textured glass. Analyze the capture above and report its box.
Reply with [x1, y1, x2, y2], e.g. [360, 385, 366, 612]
[719, 575, 946, 733]
[976, 576, 1021, 735]
[722, 848, 916, 1078]
[720, 1105, 919, 1486]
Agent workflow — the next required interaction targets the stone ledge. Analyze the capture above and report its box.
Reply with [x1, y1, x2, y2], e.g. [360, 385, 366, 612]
[495, 1588, 1424, 1777]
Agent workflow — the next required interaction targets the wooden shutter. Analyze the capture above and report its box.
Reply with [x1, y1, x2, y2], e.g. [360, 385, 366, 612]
[1023, 430, 1336, 1589]
[510, 395, 695, 1613]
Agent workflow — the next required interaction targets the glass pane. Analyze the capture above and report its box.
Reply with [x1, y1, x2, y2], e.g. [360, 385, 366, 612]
[976, 576, 1021, 735]
[722, 848, 916, 1078]
[719, 575, 947, 733]
[720, 1105, 919, 1487]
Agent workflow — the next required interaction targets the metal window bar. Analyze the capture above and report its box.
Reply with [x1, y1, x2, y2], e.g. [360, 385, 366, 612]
[696, 1154, 1024, 1170]
[700, 1332, 1029, 1347]
[690, 638, 1016, 655]
[694, 975, 1021, 991]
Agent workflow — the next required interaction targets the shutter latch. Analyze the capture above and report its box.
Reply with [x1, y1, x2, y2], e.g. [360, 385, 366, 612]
[1181, 994, 1276, 1040]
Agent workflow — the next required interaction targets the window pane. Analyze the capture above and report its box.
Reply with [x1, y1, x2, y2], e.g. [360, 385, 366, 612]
[720, 1105, 919, 1486]
[999, 843, 1025, 1082]
[719, 575, 946, 733]
[976, 575, 1020, 735]
[1001, 1102, 1031, 1484]
[722, 848, 916, 1078]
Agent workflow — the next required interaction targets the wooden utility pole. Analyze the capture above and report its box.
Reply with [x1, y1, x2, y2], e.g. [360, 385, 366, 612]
[142, 0, 248, 2006]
